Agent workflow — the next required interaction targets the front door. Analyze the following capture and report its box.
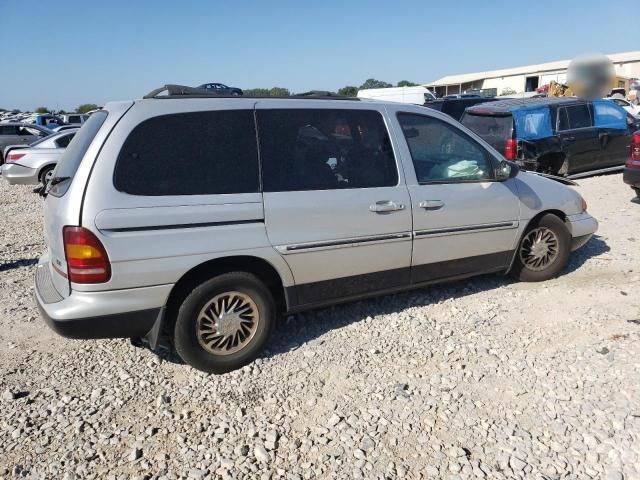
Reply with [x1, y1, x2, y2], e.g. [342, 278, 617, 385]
[556, 103, 601, 173]
[256, 103, 413, 309]
[393, 110, 520, 284]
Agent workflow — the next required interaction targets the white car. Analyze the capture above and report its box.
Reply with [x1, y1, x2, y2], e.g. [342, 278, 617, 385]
[606, 97, 640, 117]
[1, 129, 78, 185]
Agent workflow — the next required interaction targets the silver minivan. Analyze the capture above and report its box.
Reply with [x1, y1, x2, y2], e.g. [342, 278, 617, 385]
[35, 88, 598, 373]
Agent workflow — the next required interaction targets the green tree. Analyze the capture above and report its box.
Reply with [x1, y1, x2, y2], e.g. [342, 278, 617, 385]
[243, 88, 269, 96]
[35, 106, 49, 114]
[243, 87, 290, 97]
[268, 87, 290, 96]
[397, 80, 418, 87]
[76, 103, 99, 114]
[338, 86, 358, 97]
[57, 109, 67, 115]
[359, 78, 393, 90]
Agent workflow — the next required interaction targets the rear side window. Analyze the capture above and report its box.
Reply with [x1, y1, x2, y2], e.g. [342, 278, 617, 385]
[461, 113, 513, 139]
[258, 109, 397, 192]
[557, 104, 592, 130]
[48, 111, 108, 197]
[55, 133, 75, 148]
[0, 126, 18, 135]
[461, 113, 513, 153]
[114, 110, 259, 196]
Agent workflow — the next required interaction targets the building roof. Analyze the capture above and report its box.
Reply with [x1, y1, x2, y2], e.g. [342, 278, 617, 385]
[425, 51, 640, 87]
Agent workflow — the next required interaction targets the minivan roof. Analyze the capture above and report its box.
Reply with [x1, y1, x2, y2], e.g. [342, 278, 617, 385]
[144, 84, 361, 101]
[466, 96, 586, 115]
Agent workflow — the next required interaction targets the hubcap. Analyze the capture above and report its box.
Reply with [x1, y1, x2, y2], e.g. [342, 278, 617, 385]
[196, 291, 259, 355]
[519, 227, 559, 271]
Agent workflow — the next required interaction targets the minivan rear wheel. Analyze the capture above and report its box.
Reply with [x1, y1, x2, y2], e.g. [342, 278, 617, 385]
[174, 272, 275, 373]
[510, 214, 570, 282]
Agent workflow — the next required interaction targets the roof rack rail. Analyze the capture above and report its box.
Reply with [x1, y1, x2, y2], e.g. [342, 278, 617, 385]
[293, 90, 357, 99]
[144, 84, 360, 101]
[144, 84, 215, 99]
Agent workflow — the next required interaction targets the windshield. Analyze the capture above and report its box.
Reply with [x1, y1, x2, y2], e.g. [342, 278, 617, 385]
[461, 113, 513, 153]
[48, 111, 107, 197]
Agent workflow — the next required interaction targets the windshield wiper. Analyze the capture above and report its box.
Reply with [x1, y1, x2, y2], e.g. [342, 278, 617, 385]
[49, 176, 70, 186]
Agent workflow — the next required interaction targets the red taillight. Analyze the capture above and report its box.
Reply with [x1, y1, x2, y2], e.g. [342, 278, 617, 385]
[6, 153, 25, 163]
[504, 138, 517, 160]
[629, 132, 640, 166]
[63, 226, 111, 283]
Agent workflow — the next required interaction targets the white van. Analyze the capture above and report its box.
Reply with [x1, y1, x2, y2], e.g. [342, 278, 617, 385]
[357, 86, 435, 105]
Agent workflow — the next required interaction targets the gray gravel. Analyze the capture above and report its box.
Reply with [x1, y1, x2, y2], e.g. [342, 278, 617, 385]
[1, 174, 640, 479]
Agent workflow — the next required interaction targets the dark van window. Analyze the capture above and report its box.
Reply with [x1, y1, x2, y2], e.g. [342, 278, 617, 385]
[557, 104, 592, 130]
[114, 110, 259, 196]
[258, 109, 397, 192]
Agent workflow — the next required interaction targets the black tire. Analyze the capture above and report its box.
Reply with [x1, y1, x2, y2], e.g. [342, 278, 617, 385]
[39, 165, 55, 185]
[174, 272, 275, 374]
[510, 214, 571, 282]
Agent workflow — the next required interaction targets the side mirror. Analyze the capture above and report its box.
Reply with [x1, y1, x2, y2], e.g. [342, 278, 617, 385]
[496, 160, 519, 181]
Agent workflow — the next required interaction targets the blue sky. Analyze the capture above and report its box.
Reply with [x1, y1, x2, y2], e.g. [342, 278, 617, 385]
[0, 0, 631, 111]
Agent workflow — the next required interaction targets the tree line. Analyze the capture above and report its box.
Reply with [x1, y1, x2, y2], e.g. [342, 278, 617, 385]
[32, 104, 100, 115]
[15, 80, 417, 113]
[243, 79, 419, 97]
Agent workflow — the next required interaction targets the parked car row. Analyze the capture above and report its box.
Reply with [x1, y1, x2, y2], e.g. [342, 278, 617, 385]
[0, 123, 51, 163]
[1, 111, 89, 129]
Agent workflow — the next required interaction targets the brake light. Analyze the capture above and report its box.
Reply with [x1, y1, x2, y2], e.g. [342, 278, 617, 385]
[6, 153, 25, 163]
[63, 226, 111, 283]
[504, 138, 517, 160]
[628, 132, 640, 166]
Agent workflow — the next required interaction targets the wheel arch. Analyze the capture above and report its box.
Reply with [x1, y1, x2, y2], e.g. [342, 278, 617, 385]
[537, 151, 567, 175]
[164, 255, 288, 332]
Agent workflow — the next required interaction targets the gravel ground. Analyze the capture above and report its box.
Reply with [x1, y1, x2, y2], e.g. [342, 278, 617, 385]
[1, 174, 639, 480]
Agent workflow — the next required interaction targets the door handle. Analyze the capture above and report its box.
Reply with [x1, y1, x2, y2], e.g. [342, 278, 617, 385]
[369, 200, 405, 213]
[419, 200, 445, 210]
[562, 136, 576, 143]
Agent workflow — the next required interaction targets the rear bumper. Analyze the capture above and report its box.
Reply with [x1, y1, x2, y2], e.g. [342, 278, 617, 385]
[623, 167, 640, 188]
[37, 300, 160, 339]
[1, 163, 39, 185]
[567, 212, 598, 251]
[34, 261, 171, 339]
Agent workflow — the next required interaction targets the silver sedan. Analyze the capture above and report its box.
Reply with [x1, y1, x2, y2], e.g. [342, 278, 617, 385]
[1, 129, 78, 185]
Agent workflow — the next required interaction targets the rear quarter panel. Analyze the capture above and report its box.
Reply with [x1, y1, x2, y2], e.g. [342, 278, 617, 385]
[43, 101, 134, 298]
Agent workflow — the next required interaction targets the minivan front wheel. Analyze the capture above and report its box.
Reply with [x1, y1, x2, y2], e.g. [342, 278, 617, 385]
[510, 214, 570, 282]
[174, 272, 275, 373]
